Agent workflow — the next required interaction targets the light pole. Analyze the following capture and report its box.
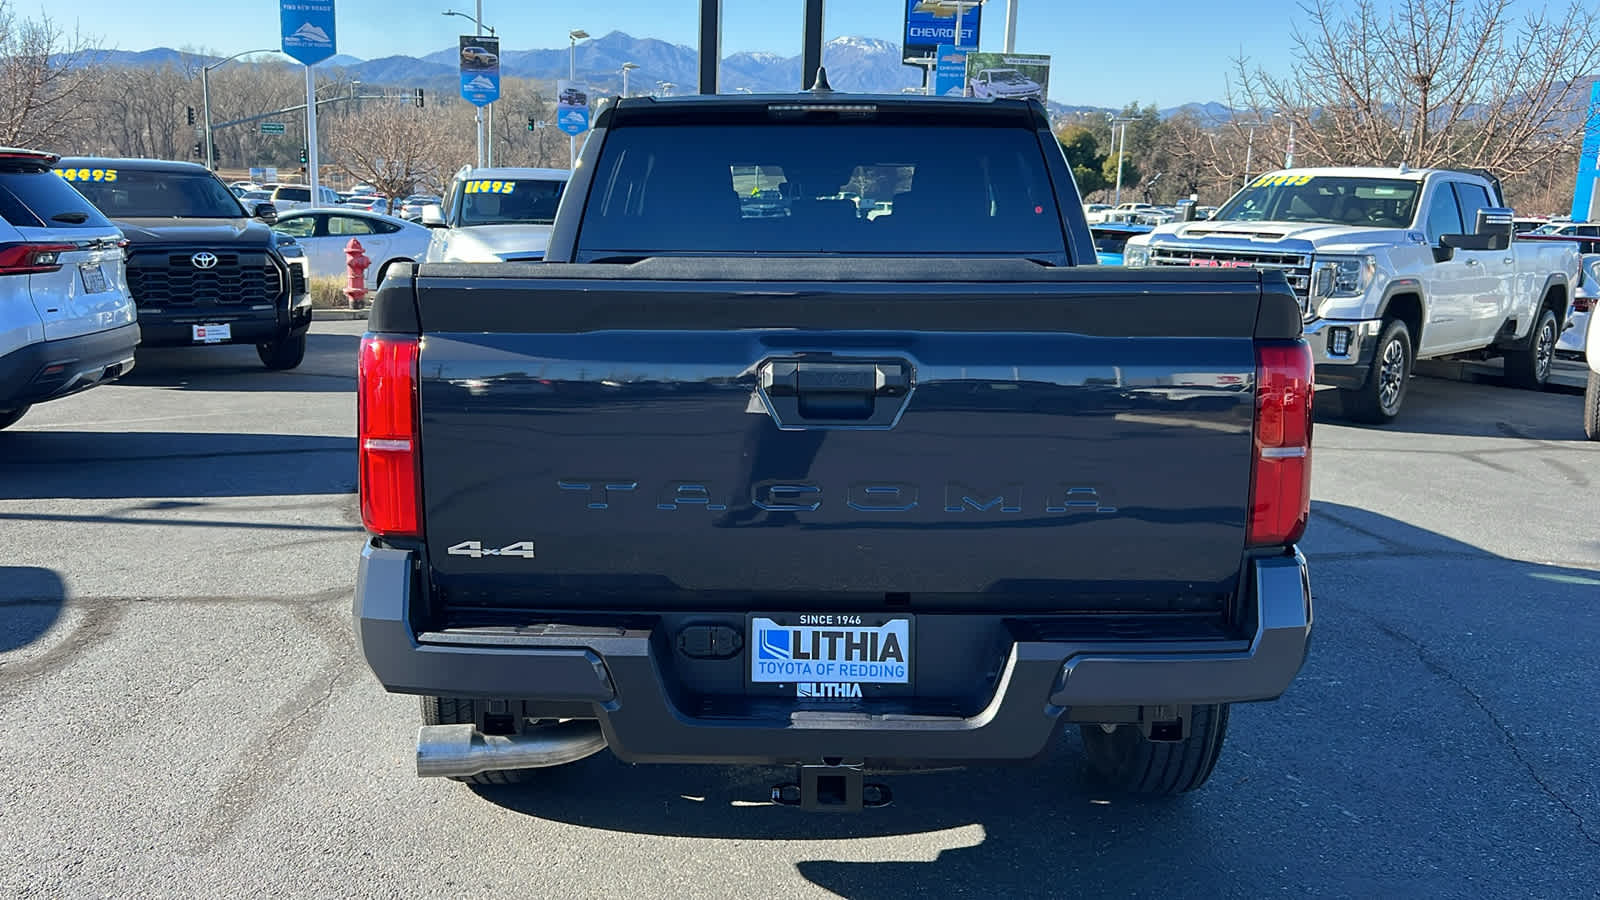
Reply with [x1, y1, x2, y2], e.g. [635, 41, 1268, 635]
[443, 8, 496, 168]
[621, 61, 639, 97]
[1239, 120, 1264, 185]
[1274, 111, 1295, 168]
[1110, 115, 1140, 207]
[950, 0, 986, 50]
[202, 48, 276, 171]
[656, 81, 676, 96]
[1002, 0, 1019, 52]
[568, 29, 589, 166]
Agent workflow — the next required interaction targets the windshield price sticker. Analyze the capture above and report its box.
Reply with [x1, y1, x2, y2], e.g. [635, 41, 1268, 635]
[59, 168, 118, 182]
[464, 180, 515, 195]
[1253, 174, 1313, 187]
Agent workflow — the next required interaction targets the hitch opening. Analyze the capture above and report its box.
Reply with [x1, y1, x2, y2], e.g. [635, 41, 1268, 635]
[772, 765, 892, 811]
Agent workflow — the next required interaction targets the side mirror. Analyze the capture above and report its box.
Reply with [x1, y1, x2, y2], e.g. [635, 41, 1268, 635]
[420, 204, 446, 228]
[1473, 207, 1515, 251]
[252, 203, 278, 224]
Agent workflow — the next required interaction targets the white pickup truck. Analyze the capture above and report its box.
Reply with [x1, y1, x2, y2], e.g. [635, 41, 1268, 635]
[1124, 167, 1578, 421]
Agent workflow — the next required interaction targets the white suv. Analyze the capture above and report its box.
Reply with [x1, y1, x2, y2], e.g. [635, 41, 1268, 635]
[0, 148, 139, 430]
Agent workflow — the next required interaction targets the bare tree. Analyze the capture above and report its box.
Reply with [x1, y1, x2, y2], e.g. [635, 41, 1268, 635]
[326, 105, 455, 204]
[1231, 0, 1600, 178]
[0, 1, 97, 147]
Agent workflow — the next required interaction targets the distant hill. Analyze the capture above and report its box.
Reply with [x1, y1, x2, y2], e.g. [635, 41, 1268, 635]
[69, 32, 1235, 117]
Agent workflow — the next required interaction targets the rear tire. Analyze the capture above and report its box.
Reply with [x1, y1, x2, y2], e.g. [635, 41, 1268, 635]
[1338, 318, 1411, 424]
[257, 327, 308, 371]
[420, 696, 533, 785]
[1584, 369, 1600, 441]
[1505, 306, 1558, 390]
[0, 405, 31, 430]
[1079, 704, 1231, 796]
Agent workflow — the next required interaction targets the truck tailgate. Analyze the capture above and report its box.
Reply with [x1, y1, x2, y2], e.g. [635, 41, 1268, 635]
[408, 260, 1299, 608]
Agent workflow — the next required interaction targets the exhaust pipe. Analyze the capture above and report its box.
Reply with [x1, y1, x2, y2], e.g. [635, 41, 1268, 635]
[416, 721, 608, 778]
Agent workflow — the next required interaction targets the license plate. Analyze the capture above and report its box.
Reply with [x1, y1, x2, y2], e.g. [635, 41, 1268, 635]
[192, 323, 231, 343]
[80, 265, 108, 293]
[749, 615, 911, 685]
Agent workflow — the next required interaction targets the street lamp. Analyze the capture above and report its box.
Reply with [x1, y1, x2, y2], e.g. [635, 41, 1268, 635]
[1109, 115, 1140, 207]
[1274, 111, 1296, 168]
[568, 29, 588, 166]
[443, 7, 495, 168]
[202, 48, 277, 171]
[620, 61, 639, 97]
[656, 81, 676, 96]
[1238, 120, 1265, 186]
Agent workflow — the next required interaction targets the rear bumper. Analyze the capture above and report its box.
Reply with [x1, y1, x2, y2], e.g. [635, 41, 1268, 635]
[0, 323, 139, 409]
[355, 544, 1312, 765]
[1306, 317, 1382, 389]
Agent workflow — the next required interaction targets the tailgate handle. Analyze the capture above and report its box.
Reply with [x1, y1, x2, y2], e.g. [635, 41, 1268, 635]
[759, 359, 913, 428]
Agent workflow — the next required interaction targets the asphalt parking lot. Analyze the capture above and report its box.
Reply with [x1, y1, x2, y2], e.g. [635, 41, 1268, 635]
[2, 320, 1597, 898]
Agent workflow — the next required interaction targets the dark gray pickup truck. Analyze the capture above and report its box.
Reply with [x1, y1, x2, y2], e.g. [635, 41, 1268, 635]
[354, 90, 1315, 810]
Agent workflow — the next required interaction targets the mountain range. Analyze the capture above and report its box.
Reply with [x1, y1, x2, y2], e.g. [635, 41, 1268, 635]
[75, 32, 1234, 121]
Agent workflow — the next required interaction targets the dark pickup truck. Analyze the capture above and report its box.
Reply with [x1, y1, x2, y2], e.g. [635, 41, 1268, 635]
[57, 158, 311, 369]
[354, 90, 1315, 809]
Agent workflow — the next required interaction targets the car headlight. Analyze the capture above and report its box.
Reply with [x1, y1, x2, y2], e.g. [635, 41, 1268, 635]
[1123, 242, 1151, 267]
[1310, 255, 1375, 301]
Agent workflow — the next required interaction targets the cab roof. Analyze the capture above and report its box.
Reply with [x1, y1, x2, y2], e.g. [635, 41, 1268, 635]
[57, 156, 214, 174]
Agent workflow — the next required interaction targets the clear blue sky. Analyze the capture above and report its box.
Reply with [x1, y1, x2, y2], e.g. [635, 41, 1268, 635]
[48, 0, 1300, 107]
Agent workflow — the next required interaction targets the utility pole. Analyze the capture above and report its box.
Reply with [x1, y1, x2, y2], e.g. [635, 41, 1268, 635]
[1003, 0, 1018, 52]
[1110, 115, 1139, 207]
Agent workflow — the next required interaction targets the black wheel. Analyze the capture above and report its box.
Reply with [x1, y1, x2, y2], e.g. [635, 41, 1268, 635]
[421, 697, 533, 785]
[1338, 318, 1411, 424]
[1079, 704, 1231, 796]
[0, 405, 31, 430]
[257, 327, 308, 370]
[1584, 369, 1600, 441]
[1505, 306, 1558, 390]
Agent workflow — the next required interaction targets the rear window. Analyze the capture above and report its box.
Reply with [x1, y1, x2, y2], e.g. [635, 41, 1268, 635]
[578, 123, 1064, 256]
[0, 169, 114, 230]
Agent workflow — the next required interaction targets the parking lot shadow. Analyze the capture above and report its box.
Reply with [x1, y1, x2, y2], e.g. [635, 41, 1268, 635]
[460, 502, 1600, 896]
[0, 567, 66, 653]
[121, 332, 359, 393]
[0, 431, 354, 499]
[1316, 375, 1586, 440]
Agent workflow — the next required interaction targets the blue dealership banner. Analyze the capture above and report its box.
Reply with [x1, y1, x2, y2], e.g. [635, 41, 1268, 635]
[932, 45, 969, 96]
[903, 0, 982, 59]
[459, 35, 501, 107]
[280, 0, 336, 66]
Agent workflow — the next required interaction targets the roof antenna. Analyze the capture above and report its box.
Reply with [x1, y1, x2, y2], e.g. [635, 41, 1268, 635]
[810, 67, 833, 93]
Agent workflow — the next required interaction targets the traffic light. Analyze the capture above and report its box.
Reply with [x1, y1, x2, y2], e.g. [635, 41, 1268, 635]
[527, 116, 536, 132]
[186, 107, 195, 126]
[414, 88, 424, 109]
[299, 147, 308, 164]
[192, 141, 202, 158]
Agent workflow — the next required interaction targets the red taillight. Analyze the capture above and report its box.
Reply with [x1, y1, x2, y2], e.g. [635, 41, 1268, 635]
[1248, 341, 1314, 547]
[0, 242, 75, 276]
[359, 334, 422, 537]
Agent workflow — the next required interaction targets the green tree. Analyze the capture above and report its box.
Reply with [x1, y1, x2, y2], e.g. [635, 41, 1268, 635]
[1056, 125, 1109, 195]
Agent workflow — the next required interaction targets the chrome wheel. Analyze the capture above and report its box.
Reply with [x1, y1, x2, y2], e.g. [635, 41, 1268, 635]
[1377, 336, 1407, 414]
[1535, 318, 1556, 383]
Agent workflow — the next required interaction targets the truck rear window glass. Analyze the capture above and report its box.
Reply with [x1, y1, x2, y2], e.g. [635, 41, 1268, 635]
[1216, 175, 1420, 228]
[68, 169, 245, 218]
[0, 170, 113, 229]
[578, 124, 1065, 256]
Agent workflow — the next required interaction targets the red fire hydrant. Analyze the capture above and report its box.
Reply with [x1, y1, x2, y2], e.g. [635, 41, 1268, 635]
[344, 238, 372, 308]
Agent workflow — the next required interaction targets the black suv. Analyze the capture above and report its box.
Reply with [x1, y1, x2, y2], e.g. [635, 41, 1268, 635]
[56, 158, 311, 369]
